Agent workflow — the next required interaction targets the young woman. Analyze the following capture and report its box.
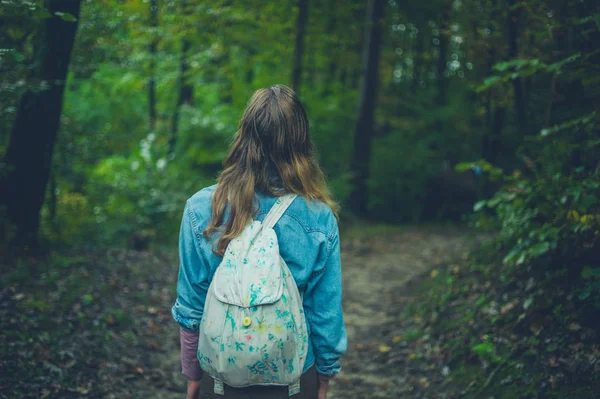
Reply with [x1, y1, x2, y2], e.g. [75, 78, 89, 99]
[172, 85, 347, 399]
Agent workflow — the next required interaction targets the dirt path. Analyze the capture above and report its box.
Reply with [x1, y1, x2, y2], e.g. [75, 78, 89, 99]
[328, 226, 479, 399]
[128, 226, 480, 399]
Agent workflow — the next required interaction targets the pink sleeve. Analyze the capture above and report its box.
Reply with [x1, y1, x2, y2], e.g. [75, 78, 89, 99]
[180, 328, 203, 381]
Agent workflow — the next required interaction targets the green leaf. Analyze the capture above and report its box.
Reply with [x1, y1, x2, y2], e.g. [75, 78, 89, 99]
[474, 201, 487, 212]
[528, 242, 551, 258]
[55, 11, 77, 22]
[476, 75, 501, 92]
[582, 267, 600, 280]
[83, 294, 93, 305]
[547, 53, 581, 72]
[578, 287, 592, 300]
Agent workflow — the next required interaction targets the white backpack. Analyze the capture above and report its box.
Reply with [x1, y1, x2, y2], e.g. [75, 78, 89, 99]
[198, 194, 308, 396]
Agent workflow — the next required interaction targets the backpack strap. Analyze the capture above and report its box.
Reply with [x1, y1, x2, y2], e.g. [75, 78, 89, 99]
[213, 378, 225, 395]
[289, 380, 301, 396]
[262, 194, 298, 229]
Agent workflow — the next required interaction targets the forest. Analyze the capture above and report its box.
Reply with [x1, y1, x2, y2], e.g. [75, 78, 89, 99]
[1, 0, 599, 398]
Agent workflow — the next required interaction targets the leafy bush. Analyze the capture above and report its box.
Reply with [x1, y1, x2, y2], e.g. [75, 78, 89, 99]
[40, 190, 93, 246]
[87, 133, 199, 247]
[461, 112, 600, 308]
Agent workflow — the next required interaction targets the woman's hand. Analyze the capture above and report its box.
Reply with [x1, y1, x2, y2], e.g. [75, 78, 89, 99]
[186, 379, 201, 399]
[317, 375, 330, 399]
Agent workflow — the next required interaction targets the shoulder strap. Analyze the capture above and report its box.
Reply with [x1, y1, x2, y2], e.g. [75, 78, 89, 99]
[262, 194, 298, 229]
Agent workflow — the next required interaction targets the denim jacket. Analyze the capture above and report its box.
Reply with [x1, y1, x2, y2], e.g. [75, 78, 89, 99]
[172, 185, 347, 377]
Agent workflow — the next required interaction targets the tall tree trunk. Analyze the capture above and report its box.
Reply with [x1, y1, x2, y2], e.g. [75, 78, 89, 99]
[0, 0, 81, 246]
[148, 0, 158, 132]
[322, 0, 337, 97]
[481, 1, 505, 197]
[508, 0, 528, 135]
[292, 0, 308, 95]
[411, 27, 425, 94]
[246, 48, 256, 84]
[348, 0, 385, 216]
[169, 38, 193, 155]
[436, 2, 451, 107]
[431, 1, 451, 155]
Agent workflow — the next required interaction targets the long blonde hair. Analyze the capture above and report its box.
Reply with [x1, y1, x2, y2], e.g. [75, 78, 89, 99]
[203, 85, 338, 255]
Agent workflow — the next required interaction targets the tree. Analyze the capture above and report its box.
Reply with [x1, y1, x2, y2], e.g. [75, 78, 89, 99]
[507, 0, 529, 136]
[0, 0, 82, 245]
[435, 1, 451, 108]
[169, 1, 194, 155]
[169, 38, 193, 155]
[292, 0, 309, 95]
[348, 0, 385, 216]
[148, 0, 158, 132]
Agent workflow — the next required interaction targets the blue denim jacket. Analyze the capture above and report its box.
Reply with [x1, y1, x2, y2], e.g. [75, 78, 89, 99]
[172, 185, 347, 377]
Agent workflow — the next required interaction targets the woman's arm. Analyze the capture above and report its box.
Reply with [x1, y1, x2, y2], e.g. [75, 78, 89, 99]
[180, 328, 202, 381]
[172, 200, 210, 383]
[303, 227, 348, 379]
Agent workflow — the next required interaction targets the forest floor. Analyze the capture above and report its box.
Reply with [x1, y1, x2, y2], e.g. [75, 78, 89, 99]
[2, 224, 597, 398]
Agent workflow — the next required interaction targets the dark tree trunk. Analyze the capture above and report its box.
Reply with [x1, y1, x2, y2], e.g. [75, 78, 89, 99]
[170, 38, 193, 155]
[436, 2, 451, 107]
[489, 101, 505, 165]
[292, 0, 308, 95]
[481, 0, 504, 166]
[148, 0, 158, 132]
[322, 0, 337, 97]
[246, 48, 256, 84]
[348, 0, 385, 216]
[508, 0, 529, 135]
[431, 1, 451, 154]
[0, 0, 81, 246]
[411, 27, 425, 94]
[481, 2, 505, 197]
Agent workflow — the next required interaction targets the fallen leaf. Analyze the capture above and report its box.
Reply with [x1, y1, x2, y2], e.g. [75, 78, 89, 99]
[378, 344, 392, 353]
[147, 341, 163, 350]
[568, 323, 581, 331]
[501, 299, 518, 314]
[530, 325, 543, 336]
[12, 293, 25, 301]
[353, 343, 365, 351]
[408, 353, 417, 360]
[392, 335, 402, 343]
[430, 270, 439, 278]
[147, 320, 162, 333]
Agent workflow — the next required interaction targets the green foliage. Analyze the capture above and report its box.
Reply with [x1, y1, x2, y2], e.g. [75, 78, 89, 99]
[471, 341, 502, 364]
[476, 54, 582, 92]
[87, 133, 195, 245]
[473, 113, 599, 271]
[369, 128, 438, 221]
[3, 0, 600, 249]
[463, 1, 600, 324]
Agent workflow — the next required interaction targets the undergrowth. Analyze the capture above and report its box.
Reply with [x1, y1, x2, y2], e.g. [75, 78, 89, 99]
[0, 250, 179, 398]
[404, 242, 599, 398]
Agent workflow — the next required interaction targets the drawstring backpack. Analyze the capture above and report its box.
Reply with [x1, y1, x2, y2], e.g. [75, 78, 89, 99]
[198, 194, 309, 396]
